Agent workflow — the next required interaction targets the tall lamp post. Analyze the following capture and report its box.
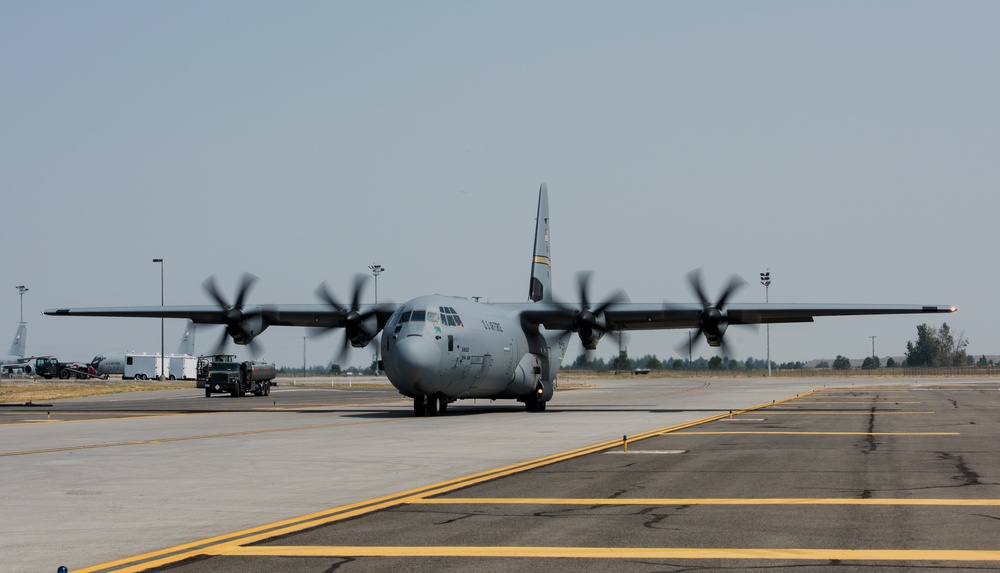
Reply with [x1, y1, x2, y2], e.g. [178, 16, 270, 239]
[15, 285, 28, 323]
[760, 269, 771, 377]
[153, 259, 164, 380]
[369, 264, 384, 375]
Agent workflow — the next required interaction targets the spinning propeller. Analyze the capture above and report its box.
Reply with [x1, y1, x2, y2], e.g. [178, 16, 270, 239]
[553, 272, 628, 350]
[678, 269, 749, 356]
[314, 274, 382, 366]
[203, 273, 265, 356]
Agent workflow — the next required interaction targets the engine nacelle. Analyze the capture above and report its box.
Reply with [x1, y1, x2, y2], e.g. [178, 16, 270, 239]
[703, 322, 728, 347]
[229, 314, 268, 345]
[578, 328, 603, 350]
[347, 313, 379, 348]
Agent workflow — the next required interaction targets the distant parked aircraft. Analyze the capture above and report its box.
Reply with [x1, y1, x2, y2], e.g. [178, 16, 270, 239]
[0, 323, 31, 375]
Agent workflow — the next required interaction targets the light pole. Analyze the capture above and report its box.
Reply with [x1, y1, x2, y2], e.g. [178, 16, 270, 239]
[153, 259, 164, 380]
[369, 264, 384, 375]
[15, 285, 28, 323]
[870, 335, 877, 367]
[760, 269, 771, 376]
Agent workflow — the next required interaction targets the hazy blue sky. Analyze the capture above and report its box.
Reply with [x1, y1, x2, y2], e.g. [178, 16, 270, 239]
[2, 2, 996, 369]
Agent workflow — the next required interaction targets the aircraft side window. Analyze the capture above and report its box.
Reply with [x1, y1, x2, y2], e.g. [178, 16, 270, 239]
[445, 315, 457, 326]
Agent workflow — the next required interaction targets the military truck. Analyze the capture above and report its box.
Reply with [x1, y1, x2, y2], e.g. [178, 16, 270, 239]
[33, 356, 107, 380]
[204, 360, 276, 397]
[196, 354, 236, 388]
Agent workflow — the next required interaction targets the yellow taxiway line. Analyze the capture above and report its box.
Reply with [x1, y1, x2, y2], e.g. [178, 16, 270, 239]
[411, 497, 998, 506]
[212, 545, 1000, 561]
[671, 431, 958, 436]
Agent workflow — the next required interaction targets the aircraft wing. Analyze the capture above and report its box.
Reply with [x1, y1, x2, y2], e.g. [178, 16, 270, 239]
[43, 304, 399, 329]
[611, 303, 957, 331]
[520, 303, 958, 331]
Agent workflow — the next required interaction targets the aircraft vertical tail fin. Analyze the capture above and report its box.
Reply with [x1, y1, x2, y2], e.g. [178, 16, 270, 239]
[176, 320, 196, 355]
[8, 323, 27, 358]
[528, 183, 552, 303]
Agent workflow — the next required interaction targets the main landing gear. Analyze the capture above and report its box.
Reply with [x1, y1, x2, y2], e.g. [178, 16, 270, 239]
[522, 383, 548, 413]
[414, 393, 449, 417]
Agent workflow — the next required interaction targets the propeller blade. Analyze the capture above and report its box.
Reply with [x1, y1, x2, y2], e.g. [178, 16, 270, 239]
[202, 276, 230, 309]
[715, 274, 746, 311]
[233, 273, 258, 310]
[686, 269, 711, 309]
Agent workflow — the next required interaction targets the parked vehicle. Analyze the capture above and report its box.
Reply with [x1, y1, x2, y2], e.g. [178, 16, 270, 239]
[204, 360, 276, 397]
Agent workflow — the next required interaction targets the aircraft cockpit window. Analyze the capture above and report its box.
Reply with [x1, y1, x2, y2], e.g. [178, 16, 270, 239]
[426, 311, 440, 324]
[399, 310, 412, 323]
[439, 306, 463, 327]
[410, 310, 426, 322]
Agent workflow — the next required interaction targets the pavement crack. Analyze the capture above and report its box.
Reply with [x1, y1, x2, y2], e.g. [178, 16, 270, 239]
[433, 513, 475, 525]
[323, 556, 356, 572]
[862, 405, 878, 454]
[937, 451, 982, 486]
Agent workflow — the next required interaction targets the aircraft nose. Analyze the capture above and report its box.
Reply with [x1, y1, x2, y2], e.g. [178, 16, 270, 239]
[391, 335, 441, 392]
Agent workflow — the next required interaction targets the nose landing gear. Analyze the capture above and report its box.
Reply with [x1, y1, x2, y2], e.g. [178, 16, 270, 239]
[413, 393, 449, 417]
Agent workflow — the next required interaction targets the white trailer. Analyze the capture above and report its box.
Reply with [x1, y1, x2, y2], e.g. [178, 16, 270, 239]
[123, 354, 160, 380]
[166, 355, 198, 380]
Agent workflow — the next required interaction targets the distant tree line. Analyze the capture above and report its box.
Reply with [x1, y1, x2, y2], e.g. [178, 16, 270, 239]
[564, 322, 985, 373]
[570, 352, 804, 372]
[275, 322, 987, 373]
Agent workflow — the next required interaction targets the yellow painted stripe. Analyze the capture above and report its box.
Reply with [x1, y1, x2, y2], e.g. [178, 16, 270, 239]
[1, 417, 400, 457]
[533, 255, 550, 265]
[757, 411, 934, 415]
[790, 401, 922, 404]
[671, 431, 958, 436]
[412, 497, 998, 506]
[213, 545, 1000, 561]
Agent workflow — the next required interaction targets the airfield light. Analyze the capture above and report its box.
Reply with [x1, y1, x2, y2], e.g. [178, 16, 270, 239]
[760, 270, 771, 377]
[369, 264, 384, 375]
[153, 259, 164, 380]
[15, 285, 28, 323]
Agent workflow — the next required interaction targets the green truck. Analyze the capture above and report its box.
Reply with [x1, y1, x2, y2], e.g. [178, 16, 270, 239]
[204, 360, 276, 397]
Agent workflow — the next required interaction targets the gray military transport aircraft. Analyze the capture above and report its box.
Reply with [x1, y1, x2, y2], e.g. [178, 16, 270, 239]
[45, 184, 956, 415]
[0, 323, 31, 375]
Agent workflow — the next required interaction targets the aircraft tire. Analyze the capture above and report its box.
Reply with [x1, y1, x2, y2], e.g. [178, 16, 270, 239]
[264, 383, 270, 396]
[413, 397, 426, 417]
[438, 395, 448, 415]
[426, 395, 439, 417]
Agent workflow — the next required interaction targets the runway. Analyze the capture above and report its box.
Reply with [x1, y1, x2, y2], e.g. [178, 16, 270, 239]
[2, 377, 998, 572]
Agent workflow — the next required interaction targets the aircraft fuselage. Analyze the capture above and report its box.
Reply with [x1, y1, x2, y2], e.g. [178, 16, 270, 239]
[382, 295, 558, 402]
